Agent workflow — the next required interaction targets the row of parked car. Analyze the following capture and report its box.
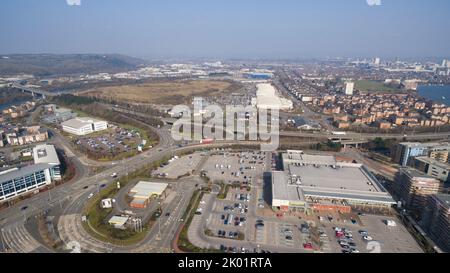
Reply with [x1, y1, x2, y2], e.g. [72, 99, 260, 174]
[334, 227, 360, 253]
[235, 193, 251, 202]
[224, 203, 248, 214]
[217, 230, 239, 239]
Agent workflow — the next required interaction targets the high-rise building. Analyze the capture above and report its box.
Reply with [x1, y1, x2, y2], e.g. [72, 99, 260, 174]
[442, 59, 449, 68]
[391, 142, 450, 167]
[421, 194, 450, 252]
[395, 168, 441, 218]
[391, 142, 431, 167]
[374, 57, 381, 66]
[344, 82, 355, 96]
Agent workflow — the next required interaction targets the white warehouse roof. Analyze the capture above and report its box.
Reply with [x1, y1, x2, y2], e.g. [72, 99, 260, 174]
[61, 117, 107, 129]
[129, 181, 168, 200]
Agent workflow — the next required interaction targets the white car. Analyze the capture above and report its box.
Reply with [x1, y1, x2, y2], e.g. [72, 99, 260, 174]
[111, 173, 118, 178]
[87, 193, 94, 199]
[363, 236, 373, 241]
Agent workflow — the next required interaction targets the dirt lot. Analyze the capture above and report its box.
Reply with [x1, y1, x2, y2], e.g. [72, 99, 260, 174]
[77, 79, 242, 105]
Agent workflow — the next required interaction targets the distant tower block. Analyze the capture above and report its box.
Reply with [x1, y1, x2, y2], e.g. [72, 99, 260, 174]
[374, 57, 381, 66]
[345, 82, 355, 96]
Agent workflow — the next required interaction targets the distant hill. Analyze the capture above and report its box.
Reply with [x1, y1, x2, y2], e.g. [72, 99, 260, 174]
[0, 54, 146, 77]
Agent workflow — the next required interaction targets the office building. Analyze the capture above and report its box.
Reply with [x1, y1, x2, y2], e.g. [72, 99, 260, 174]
[0, 164, 56, 202]
[61, 117, 108, 136]
[395, 168, 441, 218]
[33, 144, 61, 181]
[0, 144, 62, 202]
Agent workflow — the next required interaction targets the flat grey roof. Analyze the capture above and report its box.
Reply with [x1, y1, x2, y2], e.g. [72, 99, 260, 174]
[302, 190, 396, 204]
[283, 151, 336, 166]
[61, 118, 91, 129]
[272, 151, 395, 205]
[0, 163, 53, 184]
[272, 171, 305, 203]
[33, 144, 60, 165]
[289, 164, 383, 192]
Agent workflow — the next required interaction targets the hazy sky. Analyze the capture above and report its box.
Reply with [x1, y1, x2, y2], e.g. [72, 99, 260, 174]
[0, 0, 449, 59]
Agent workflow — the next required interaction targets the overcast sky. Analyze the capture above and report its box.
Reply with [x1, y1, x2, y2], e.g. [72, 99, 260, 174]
[0, 0, 449, 60]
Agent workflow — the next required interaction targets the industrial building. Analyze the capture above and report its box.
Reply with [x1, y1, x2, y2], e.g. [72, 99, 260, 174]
[61, 117, 108, 136]
[421, 194, 450, 253]
[252, 83, 293, 110]
[42, 104, 77, 124]
[271, 150, 395, 213]
[395, 168, 441, 218]
[129, 181, 168, 209]
[0, 144, 61, 202]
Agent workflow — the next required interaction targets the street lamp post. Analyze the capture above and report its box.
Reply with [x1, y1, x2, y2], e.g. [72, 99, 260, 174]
[157, 201, 162, 239]
[0, 228, 5, 251]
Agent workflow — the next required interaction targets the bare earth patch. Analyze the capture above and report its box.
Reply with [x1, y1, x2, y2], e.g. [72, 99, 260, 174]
[77, 80, 241, 105]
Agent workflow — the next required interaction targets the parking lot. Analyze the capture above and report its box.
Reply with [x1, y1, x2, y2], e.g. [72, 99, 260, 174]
[153, 152, 204, 179]
[201, 151, 266, 184]
[318, 214, 423, 253]
[205, 190, 251, 241]
[74, 126, 146, 159]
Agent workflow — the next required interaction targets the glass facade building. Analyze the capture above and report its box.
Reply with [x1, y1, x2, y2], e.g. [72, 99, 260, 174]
[0, 164, 53, 202]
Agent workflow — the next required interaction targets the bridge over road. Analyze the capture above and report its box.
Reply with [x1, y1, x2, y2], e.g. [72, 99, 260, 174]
[11, 83, 59, 98]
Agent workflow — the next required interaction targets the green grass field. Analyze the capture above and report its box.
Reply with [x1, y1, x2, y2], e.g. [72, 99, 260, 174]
[355, 80, 402, 93]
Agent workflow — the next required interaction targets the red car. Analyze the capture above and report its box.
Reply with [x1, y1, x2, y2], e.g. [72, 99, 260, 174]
[303, 243, 314, 250]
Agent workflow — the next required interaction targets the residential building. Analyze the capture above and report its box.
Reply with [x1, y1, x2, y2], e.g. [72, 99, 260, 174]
[5, 126, 48, 146]
[411, 157, 450, 183]
[421, 194, 450, 252]
[391, 142, 436, 167]
[395, 168, 441, 218]
[344, 82, 355, 96]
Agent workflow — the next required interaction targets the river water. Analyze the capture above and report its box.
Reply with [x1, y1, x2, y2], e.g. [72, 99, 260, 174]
[418, 85, 450, 106]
